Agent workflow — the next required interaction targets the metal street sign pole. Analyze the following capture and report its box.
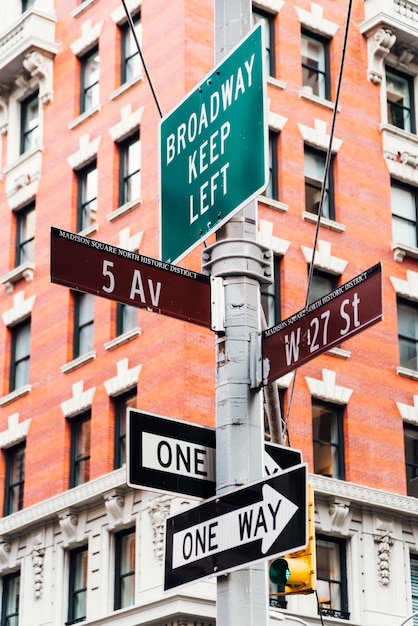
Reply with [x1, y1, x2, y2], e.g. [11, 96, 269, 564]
[201, 2, 270, 624]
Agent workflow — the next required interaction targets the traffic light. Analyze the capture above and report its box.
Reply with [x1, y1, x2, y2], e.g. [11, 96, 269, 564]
[269, 482, 316, 595]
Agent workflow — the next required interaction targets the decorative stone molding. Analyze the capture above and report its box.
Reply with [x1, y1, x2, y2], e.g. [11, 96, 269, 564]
[328, 498, 351, 532]
[305, 369, 353, 405]
[1, 290, 36, 327]
[104, 492, 125, 529]
[31, 540, 45, 599]
[0, 84, 10, 135]
[22, 51, 53, 105]
[70, 19, 104, 57]
[60, 381, 96, 418]
[148, 496, 172, 563]
[268, 106, 287, 133]
[1, 262, 35, 293]
[108, 104, 144, 143]
[67, 133, 101, 170]
[58, 511, 79, 546]
[365, 28, 396, 84]
[258, 219, 290, 257]
[298, 118, 343, 153]
[0, 542, 11, 568]
[397, 395, 418, 424]
[118, 226, 143, 252]
[390, 269, 418, 302]
[103, 358, 141, 397]
[295, 2, 339, 37]
[374, 528, 394, 587]
[253, 0, 284, 13]
[0, 413, 31, 449]
[301, 240, 348, 275]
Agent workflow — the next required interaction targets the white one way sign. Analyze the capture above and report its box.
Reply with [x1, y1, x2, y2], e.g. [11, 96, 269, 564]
[164, 463, 307, 590]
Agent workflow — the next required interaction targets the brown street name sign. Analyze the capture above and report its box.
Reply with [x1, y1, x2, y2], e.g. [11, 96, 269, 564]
[50, 227, 211, 328]
[262, 263, 383, 384]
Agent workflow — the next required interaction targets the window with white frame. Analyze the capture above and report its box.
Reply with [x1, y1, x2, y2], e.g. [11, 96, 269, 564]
[404, 423, 418, 497]
[118, 132, 140, 206]
[67, 545, 88, 624]
[80, 47, 100, 114]
[3, 441, 25, 516]
[397, 298, 418, 371]
[69, 411, 91, 488]
[316, 535, 349, 620]
[253, 6, 275, 76]
[386, 67, 415, 134]
[410, 553, 418, 621]
[391, 180, 418, 249]
[15, 202, 35, 267]
[312, 400, 345, 479]
[1, 570, 20, 626]
[73, 291, 94, 359]
[20, 90, 39, 155]
[304, 146, 334, 220]
[114, 527, 136, 609]
[301, 31, 330, 100]
[120, 12, 142, 84]
[76, 161, 97, 232]
[10, 318, 31, 392]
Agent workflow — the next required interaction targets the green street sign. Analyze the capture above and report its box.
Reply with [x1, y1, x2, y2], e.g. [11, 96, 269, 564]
[159, 23, 267, 264]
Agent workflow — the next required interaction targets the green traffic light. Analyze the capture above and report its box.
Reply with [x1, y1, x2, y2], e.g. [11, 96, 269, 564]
[269, 559, 290, 586]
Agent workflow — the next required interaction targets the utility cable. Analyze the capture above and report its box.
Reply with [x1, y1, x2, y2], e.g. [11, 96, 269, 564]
[120, 0, 163, 118]
[282, 0, 354, 444]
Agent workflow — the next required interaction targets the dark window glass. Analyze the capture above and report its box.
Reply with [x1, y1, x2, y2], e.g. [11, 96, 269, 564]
[67, 546, 87, 624]
[10, 319, 31, 392]
[312, 400, 345, 479]
[116, 303, 138, 337]
[404, 424, 418, 497]
[119, 134, 140, 206]
[264, 130, 278, 200]
[4, 443, 25, 516]
[386, 67, 415, 133]
[302, 31, 330, 99]
[69, 412, 91, 488]
[261, 255, 281, 328]
[20, 91, 39, 155]
[308, 269, 338, 305]
[304, 146, 334, 220]
[391, 181, 418, 248]
[80, 47, 99, 114]
[114, 528, 136, 609]
[22, 0, 36, 11]
[73, 292, 94, 359]
[15, 203, 35, 266]
[398, 299, 418, 371]
[121, 14, 141, 83]
[253, 7, 275, 76]
[1, 571, 20, 626]
[114, 389, 137, 469]
[411, 553, 418, 622]
[316, 536, 349, 619]
[76, 162, 97, 232]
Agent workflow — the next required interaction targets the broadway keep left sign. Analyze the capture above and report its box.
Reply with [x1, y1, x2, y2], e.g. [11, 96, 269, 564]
[50, 227, 211, 328]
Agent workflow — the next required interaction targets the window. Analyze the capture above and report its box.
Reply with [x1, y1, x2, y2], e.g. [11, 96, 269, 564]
[398, 299, 418, 371]
[301, 31, 330, 100]
[119, 133, 140, 206]
[69, 412, 91, 488]
[411, 554, 418, 623]
[253, 7, 275, 76]
[391, 181, 418, 249]
[316, 536, 349, 620]
[312, 400, 345, 479]
[120, 13, 141, 84]
[10, 319, 31, 392]
[114, 389, 136, 469]
[404, 424, 418, 497]
[116, 303, 138, 337]
[304, 146, 334, 220]
[22, 0, 36, 11]
[114, 528, 136, 610]
[76, 162, 97, 232]
[3, 443, 25, 516]
[386, 67, 415, 134]
[80, 47, 99, 114]
[264, 130, 278, 200]
[1, 571, 20, 626]
[20, 91, 39, 155]
[261, 255, 281, 328]
[308, 269, 337, 305]
[67, 546, 87, 625]
[73, 292, 94, 359]
[15, 204, 35, 266]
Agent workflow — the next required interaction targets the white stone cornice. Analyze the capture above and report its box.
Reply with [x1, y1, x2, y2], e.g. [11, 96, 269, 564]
[390, 269, 418, 301]
[0, 413, 31, 449]
[118, 226, 143, 252]
[397, 395, 418, 424]
[301, 240, 348, 275]
[60, 381, 96, 418]
[295, 2, 339, 37]
[70, 19, 104, 57]
[103, 358, 142, 397]
[258, 219, 290, 257]
[305, 369, 353, 405]
[108, 104, 144, 143]
[298, 118, 343, 152]
[1, 291, 36, 326]
[67, 133, 101, 170]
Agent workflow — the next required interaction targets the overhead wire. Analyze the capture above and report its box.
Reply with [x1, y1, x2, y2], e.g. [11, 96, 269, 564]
[120, 0, 163, 119]
[282, 0, 354, 445]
